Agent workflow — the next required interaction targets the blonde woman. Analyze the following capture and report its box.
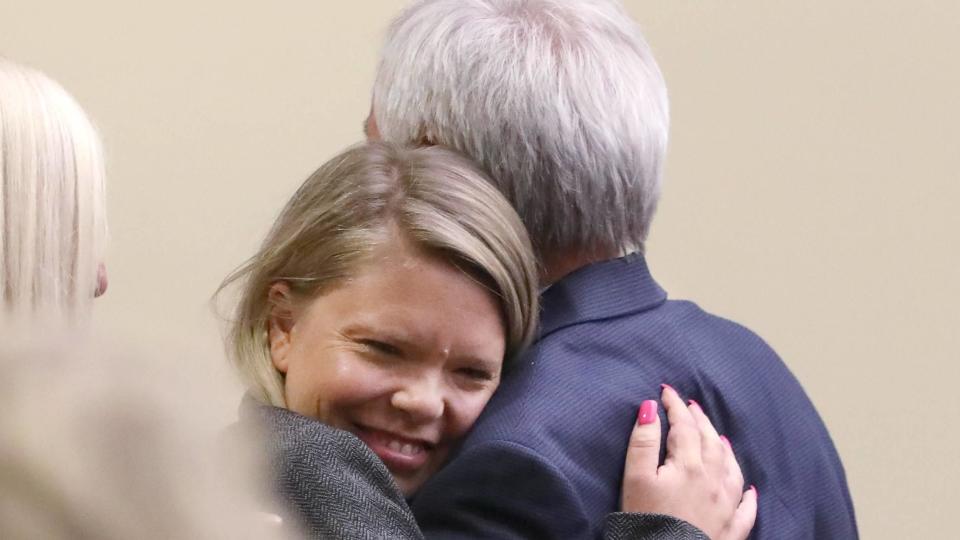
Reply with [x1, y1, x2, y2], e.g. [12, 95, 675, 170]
[0, 58, 108, 321]
[223, 142, 757, 539]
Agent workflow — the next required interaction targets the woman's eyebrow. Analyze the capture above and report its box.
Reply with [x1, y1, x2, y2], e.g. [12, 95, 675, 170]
[453, 354, 501, 372]
[341, 323, 418, 348]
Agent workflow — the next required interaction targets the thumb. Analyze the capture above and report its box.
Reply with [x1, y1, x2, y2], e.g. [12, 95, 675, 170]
[621, 399, 661, 510]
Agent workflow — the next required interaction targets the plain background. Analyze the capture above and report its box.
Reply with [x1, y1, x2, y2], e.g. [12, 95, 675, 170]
[2, 1, 957, 537]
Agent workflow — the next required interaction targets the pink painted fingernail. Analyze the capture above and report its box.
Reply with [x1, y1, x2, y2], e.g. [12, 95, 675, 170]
[637, 400, 658, 425]
[751, 485, 759, 500]
[660, 383, 676, 393]
[688, 399, 701, 410]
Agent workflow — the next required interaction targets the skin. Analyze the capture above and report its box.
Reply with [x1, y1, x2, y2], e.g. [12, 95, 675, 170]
[268, 238, 506, 495]
[95, 263, 108, 297]
[623, 386, 758, 539]
[363, 107, 381, 140]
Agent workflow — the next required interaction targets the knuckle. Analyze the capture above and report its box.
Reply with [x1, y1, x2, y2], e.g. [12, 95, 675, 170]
[729, 471, 745, 490]
[666, 430, 684, 446]
[703, 444, 723, 463]
[628, 436, 660, 451]
[672, 423, 696, 438]
[706, 435, 725, 451]
[683, 462, 706, 477]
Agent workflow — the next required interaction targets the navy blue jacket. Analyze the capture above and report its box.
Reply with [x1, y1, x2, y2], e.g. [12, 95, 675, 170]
[412, 255, 857, 539]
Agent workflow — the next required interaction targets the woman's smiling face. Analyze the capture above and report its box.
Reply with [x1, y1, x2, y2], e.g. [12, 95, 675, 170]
[268, 239, 506, 495]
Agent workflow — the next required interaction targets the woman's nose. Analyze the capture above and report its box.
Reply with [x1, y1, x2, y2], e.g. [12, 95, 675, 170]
[390, 375, 445, 422]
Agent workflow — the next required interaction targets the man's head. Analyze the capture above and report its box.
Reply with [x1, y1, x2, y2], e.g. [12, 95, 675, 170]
[369, 0, 669, 274]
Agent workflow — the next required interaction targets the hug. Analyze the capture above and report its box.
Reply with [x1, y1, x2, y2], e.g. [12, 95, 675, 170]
[0, 0, 857, 539]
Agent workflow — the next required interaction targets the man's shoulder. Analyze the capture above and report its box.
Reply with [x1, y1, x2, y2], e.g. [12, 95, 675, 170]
[537, 254, 773, 347]
[542, 289, 767, 340]
[652, 299, 781, 358]
[463, 295, 792, 460]
[532, 296, 781, 375]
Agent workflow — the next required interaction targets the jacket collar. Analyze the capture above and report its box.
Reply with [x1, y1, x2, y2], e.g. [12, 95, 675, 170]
[538, 253, 667, 338]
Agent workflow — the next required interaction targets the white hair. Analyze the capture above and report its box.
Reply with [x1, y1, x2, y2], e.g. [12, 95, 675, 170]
[0, 58, 107, 320]
[373, 0, 669, 260]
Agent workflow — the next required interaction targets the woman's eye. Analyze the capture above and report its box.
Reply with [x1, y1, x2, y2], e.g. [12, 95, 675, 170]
[358, 339, 402, 356]
[457, 367, 493, 381]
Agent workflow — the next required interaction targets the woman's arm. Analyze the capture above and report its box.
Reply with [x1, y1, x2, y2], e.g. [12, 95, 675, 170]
[252, 387, 755, 540]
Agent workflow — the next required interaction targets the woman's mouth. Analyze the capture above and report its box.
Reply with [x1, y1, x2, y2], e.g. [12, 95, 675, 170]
[351, 424, 434, 472]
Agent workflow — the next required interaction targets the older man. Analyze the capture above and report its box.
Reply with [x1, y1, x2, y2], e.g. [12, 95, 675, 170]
[366, 1, 858, 538]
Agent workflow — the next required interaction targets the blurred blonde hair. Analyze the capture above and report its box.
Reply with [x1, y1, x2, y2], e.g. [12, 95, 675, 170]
[218, 142, 540, 406]
[0, 58, 107, 320]
[0, 326, 297, 540]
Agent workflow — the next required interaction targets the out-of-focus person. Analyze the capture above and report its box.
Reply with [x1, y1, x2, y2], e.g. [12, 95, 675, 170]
[0, 59, 292, 540]
[0, 330, 297, 540]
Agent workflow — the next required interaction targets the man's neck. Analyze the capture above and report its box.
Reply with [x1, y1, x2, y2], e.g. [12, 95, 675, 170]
[541, 247, 632, 286]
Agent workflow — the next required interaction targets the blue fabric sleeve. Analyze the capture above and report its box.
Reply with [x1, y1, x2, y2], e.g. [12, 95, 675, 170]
[413, 439, 593, 539]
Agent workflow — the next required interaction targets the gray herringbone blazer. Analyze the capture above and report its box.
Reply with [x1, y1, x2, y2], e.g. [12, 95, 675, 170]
[244, 398, 707, 540]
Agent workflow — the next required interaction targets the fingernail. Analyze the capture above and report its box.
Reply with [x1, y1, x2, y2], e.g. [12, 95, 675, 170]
[660, 383, 675, 393]
[637, 400, 658, 425]
[751, 485, 759, 500]
[720, 435, 733, 450]
[687, 399, 701, 410]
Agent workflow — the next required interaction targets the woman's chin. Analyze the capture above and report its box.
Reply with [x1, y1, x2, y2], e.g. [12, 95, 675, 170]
[349, 425, 440, 495]
[389, 465, 439, 497]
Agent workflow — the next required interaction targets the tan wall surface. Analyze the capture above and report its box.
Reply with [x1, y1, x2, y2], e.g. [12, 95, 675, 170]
[3, 1, 957, 537]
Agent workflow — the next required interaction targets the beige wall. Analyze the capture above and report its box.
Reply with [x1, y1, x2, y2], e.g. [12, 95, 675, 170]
[2, 1, 957, 537]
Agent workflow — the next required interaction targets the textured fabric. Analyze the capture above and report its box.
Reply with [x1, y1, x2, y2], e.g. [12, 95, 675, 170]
[412, 254, 858, 540]
[243, 399, 424, 540]
[245, 398, 709, 540]
[603, 513, 708, 540]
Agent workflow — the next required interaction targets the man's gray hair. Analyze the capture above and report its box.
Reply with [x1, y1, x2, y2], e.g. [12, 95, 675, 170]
[373, 0, 669, 259]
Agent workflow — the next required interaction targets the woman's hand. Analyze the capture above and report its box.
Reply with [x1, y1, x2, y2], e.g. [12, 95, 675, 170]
[620, 385, 757, 540]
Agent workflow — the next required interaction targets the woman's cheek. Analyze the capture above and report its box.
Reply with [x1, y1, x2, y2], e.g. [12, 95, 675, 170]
[448, 389, 497, 436]
[326, 353, 396, 401]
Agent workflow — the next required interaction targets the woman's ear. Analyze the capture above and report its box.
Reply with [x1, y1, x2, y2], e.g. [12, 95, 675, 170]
[267, 282, 296, 374]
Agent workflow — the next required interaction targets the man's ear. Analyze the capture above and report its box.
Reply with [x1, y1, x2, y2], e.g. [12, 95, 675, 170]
[267, 281, 296, 374]
[415, 125, 436, 147]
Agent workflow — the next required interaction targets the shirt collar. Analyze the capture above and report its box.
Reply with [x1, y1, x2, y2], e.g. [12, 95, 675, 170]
[538, 253, 667, 339]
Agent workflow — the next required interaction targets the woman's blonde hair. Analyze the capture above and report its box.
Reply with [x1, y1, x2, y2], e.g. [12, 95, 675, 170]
[219, 142, 540, 406]
[0, 58, 107, 320]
